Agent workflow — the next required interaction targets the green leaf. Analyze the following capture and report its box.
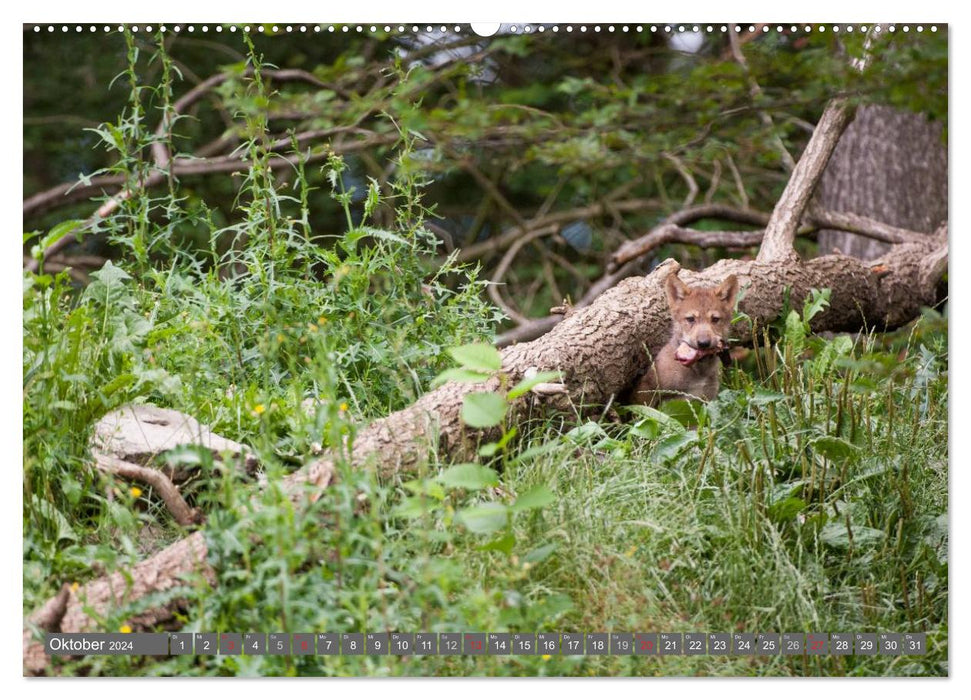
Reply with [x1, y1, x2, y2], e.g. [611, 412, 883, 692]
[812, 436, 860, 462]
[802, 288, 831, 323]
[163, 445, 212, 469]
[394, 496, 434, 519]
[35, 219, 85, 259]
[813, 335, 854, 379]
[83, 260, 133, 309]
[403, 478, 446, 500]
[479, 426, 519, 457]
[564, 421, 608, 443]
[524, 543, 557, 563]
[431, 367, 491, 388]
[363, 177, 381, 218]
[438, 463, 499, 490]
[653, 432, 698, 461]
[448, 343, 502, 373]
[750, 388, 787, 405]
[507, 371, 562, 400]
[479, 533, 516, 554]
[462, 392, 507, 428]
[30, 495, 78, 543]
[457, 503, 509, 534]
[820, 521, 885, 549]
[659, 399, 708, 428]
[784, 310, 806, 358]
[768, 497, 807, 522]
[342, 226, 408, 253]
[623, 405, 686, 434]
[511, 484, 554, 513]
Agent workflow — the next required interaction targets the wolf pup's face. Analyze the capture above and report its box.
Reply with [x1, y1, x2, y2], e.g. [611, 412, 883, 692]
[664, 272, 739, 366]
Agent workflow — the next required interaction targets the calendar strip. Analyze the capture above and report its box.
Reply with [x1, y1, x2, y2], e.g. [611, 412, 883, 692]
[46, 632, 927, 657]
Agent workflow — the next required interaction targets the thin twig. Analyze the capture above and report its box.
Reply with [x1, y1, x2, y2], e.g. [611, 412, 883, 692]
[728, 26, 797, 172]
[93, 451, 203, 527]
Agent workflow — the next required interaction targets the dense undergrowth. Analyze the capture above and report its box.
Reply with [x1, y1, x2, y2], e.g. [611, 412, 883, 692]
[23, 33, 947, 677]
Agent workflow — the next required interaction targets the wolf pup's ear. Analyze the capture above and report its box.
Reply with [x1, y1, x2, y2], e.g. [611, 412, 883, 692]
[716, 274, 739, 303]
[665, 271, 689, 303]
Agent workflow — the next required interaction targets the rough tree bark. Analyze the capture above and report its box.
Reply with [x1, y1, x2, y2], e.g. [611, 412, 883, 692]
[23, 98, 949, 673]
[817, 104, 948, 260]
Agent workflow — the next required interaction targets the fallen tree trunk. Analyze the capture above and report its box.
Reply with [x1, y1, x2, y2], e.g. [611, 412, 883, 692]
[314, 231, 947, 482]
[23, 98, 949, 672]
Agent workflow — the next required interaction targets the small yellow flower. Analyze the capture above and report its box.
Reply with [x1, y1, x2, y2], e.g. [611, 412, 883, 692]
[70, 582, 80, 592]
[130, 487, 142, 498]
[339, 402, 349, 412]
[318, 316, 327, 325]
[541, 654, 551, 661]
[626, 545, 637, 558]
[308, 323, 318, 332]
[119, 624, 132, 634]
[276, 334, 285, 343]
[253, 404, 266, 416]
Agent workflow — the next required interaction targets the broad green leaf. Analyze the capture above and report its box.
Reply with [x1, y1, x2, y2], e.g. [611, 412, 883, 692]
[564, 421, 607, 443]
[448, 343, 502, 373]
[767, 480, 806, 505]
[30, 495, 78, 543]
[820, 521, 885, 549]
[524, 543, 557, 563]
[659, 399, 708, 428]
[479, 533, 516, 554]
[37, 219, 85, 258]
[431, 367, 491, 388]
[813, 436, 860, 462]
[478, 442, 500, 458]
[653, 431, 698, 461]
[623, 405, 686, 434]
[438, 463, 499, 490]
[403, 478, 446, 500]
[457, 503, 508, 534]
[511, 484, 554, 513]
[462, 392, 507, 428]
[394, 496, 433, 519]
[751, 388, 787, 405]
[768, 497, 807, 522]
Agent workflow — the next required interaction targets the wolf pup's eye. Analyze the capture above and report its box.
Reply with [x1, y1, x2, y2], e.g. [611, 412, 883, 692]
[685, 315, 695, 324]
[710, 315, 720, 323]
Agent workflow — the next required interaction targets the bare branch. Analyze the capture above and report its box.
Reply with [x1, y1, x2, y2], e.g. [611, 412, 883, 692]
[454, 198, 661, 264]
[610, 204, 774, 269]
[662, 152, 700, 208]
[93, 451, 203, 527]
[755, 98, 856, 264]
[487, 224, 561, 325]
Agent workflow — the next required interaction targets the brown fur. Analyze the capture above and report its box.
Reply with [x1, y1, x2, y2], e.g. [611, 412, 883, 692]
[631, 271, 738, 407]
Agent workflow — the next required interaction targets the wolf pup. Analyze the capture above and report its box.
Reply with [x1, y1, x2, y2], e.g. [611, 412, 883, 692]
[631, 271, 738, 407]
